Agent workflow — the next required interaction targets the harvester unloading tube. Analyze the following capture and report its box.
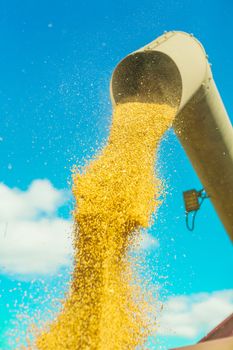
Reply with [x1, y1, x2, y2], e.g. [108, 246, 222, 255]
[110, 31, 233, 241]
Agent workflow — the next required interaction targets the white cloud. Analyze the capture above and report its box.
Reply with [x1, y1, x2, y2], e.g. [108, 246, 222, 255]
[158, 290, 233, 339]
[0, 179, 69, 221]
[135, 232, 159, 250]
[0, 180, 73, 276]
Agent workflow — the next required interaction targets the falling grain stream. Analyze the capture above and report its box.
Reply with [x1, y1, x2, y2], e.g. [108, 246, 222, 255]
[36, 102, 176, 350]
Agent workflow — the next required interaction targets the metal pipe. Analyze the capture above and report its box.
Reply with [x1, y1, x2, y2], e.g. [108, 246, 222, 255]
[110, 31, 233, 241]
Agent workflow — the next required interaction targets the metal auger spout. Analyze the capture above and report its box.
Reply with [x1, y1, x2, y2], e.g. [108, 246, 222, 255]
[110, 31, 233, 241]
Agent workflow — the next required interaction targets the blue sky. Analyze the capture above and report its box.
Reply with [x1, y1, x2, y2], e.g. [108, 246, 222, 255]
[0, 0, 233, 349]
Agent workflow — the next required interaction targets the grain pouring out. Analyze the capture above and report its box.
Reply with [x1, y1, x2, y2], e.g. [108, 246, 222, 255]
[36, 102, 176, 349]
